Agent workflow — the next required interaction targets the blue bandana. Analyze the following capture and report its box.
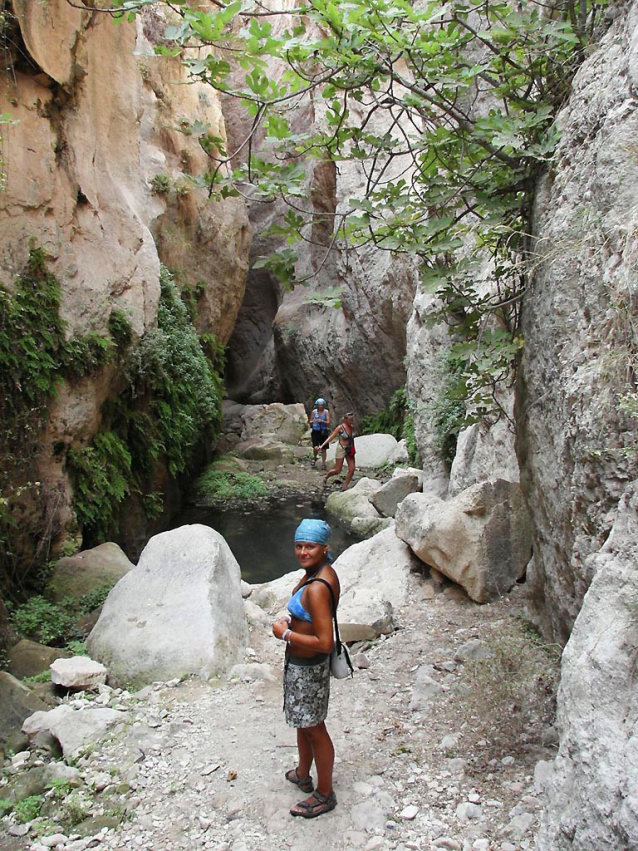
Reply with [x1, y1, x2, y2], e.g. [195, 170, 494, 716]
[294, 518, 332, 545]
[294, 519, 333, 562]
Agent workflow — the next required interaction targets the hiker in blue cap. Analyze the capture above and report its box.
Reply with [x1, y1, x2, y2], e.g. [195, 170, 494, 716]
[272, 518, 340, 818]
[309, 398, 331, 469]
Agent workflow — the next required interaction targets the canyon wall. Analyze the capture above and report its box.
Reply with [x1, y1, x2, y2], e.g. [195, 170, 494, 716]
[516, 4, 638, 645]
[0, 1, 250, 559]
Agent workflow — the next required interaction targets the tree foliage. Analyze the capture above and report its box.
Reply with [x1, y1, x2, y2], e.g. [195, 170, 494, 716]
[103, 0, 607, 421]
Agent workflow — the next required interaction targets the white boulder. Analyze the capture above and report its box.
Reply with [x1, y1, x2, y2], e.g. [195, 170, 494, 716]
[326, 477, 390, 538]
[50, 657, 107, 689]
[23, 705, 125, 758]
[371, 473, 421, 518]
[395, 480, 532, 603]
[88, 525, 247, 686]
[334, 525, 421, 639]
[325, 433, 407, 468]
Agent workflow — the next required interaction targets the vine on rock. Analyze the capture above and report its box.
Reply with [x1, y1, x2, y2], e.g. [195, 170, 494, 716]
[66, 268, 224, 543]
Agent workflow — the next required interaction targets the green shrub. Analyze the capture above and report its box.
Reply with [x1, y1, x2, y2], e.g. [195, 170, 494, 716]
[359, 386, 420, 465]
[151, 173, 171, 194]
[108, 308, 133, 349]
[10, 596, 76, 646]
[14, 794, 44, 823]
[66, 432, 132, 541]
[195, 468, 268, 500]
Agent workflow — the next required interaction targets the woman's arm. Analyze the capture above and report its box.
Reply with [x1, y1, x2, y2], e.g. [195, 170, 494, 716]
[319, 424, 341, 449]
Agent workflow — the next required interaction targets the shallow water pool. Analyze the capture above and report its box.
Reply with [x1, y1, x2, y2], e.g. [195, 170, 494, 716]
[173, 495, 359, 584]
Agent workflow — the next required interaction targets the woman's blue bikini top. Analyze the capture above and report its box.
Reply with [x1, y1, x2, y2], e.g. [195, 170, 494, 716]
[287, 586, 313, 622]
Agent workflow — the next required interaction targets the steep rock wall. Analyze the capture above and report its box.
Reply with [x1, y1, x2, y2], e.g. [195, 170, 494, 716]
[221, 17, 418, 417]
[0, 1, 250, 556]
[516, 5, 638, 644]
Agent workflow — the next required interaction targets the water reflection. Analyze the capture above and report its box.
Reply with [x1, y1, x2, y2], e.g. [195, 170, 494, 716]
[174, 496, 359, 584]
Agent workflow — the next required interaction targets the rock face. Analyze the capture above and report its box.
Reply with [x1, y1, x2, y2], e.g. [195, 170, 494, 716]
[88, 525, 247, 686]
[239, 403, 308, 444]
[395, 480, 532, 603]
[0, 2, 250, 557]
[46, 542, 134, 603]
[448, 411, 519, 498]
[516, 7, 638, 642]
[222, 40, 418, 416]
[537, 483, 638, 851]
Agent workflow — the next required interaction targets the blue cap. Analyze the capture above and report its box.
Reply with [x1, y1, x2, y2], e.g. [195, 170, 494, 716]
[315, 398, 326, 406]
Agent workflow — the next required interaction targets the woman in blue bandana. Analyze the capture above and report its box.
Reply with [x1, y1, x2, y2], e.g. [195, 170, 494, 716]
[272, 518, 340, 818]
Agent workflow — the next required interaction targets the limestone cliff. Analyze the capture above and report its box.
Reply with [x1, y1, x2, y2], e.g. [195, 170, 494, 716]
[516, 4, 638, 644]
[0, 1, 250, 566]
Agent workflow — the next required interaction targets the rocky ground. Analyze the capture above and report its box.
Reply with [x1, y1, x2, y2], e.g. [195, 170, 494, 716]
[1, 565, 559, 851]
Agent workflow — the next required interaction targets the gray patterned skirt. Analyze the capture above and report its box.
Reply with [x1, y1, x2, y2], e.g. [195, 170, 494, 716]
[283, 653, 331, 728]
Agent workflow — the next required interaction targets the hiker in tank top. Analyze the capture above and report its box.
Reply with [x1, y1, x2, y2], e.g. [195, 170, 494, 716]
[272, 518, 340, 819]
[320, 412, 356, 490]
[309, 398, 331, 469]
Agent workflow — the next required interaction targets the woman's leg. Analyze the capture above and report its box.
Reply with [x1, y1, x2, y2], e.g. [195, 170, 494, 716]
[323, 457, 344, 484]
[296, 728, 314, 779]
[342, 456, 355, 490]
[300, 722, 334, 797]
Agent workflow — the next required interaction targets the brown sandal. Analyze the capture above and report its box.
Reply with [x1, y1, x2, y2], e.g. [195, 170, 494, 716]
[285, 768, 314, 793]
[290, 790, 337, 818]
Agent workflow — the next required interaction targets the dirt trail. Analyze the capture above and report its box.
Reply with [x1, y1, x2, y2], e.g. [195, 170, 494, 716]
[38, 576, 556, 851]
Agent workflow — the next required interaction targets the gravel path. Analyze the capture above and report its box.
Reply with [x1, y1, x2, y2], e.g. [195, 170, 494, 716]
[3, 570, 558, 851]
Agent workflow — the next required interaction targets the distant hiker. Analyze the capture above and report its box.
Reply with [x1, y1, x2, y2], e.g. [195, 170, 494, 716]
[321, 412, 356, 490]
[272, 519, 340, 819]
[309, 398, 331, 470]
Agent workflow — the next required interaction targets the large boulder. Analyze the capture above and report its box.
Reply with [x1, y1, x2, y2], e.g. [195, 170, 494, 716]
[334, 526, 421, 639]
[233, 438, 295, 464]
[537, 484, 638, 851]
[371, 471, 421, 518]
[395, 480, 532, 603]
[22, 705, 125, 758]
[325, 477, 392, 537]
[325, 433, 408, 468]
[50, 657, 107, 690]
[9, 640, 72, 680]
[0, 672, 49, 744]
[46, 542, 134, 604]
[240, 402, 308, 445]
[87, 525, 247, 686]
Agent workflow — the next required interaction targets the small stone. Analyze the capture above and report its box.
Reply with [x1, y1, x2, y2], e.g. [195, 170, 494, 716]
[41, 835, 68, 848]
[473, 841, 489, 851]
[354, 653, 371, 669]
[8, 824, 30, 837]
[440, 734, 459, 751]
[11, 750, 31, 769]
[199, 816, 211, 830]
[201, 763, 221, 776]
[501, 756, 515, 766]
[399, 805, 419, 820]
[456, 802, 482, 822]
[432, 839, 461, 850]
[468, 791, 481, 803]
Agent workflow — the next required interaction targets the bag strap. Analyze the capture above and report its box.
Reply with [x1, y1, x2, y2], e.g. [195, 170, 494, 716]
[304, 577, 344, 649]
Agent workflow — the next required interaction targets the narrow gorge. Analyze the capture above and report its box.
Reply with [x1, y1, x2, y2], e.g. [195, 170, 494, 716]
[1, 1, 637, 850]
